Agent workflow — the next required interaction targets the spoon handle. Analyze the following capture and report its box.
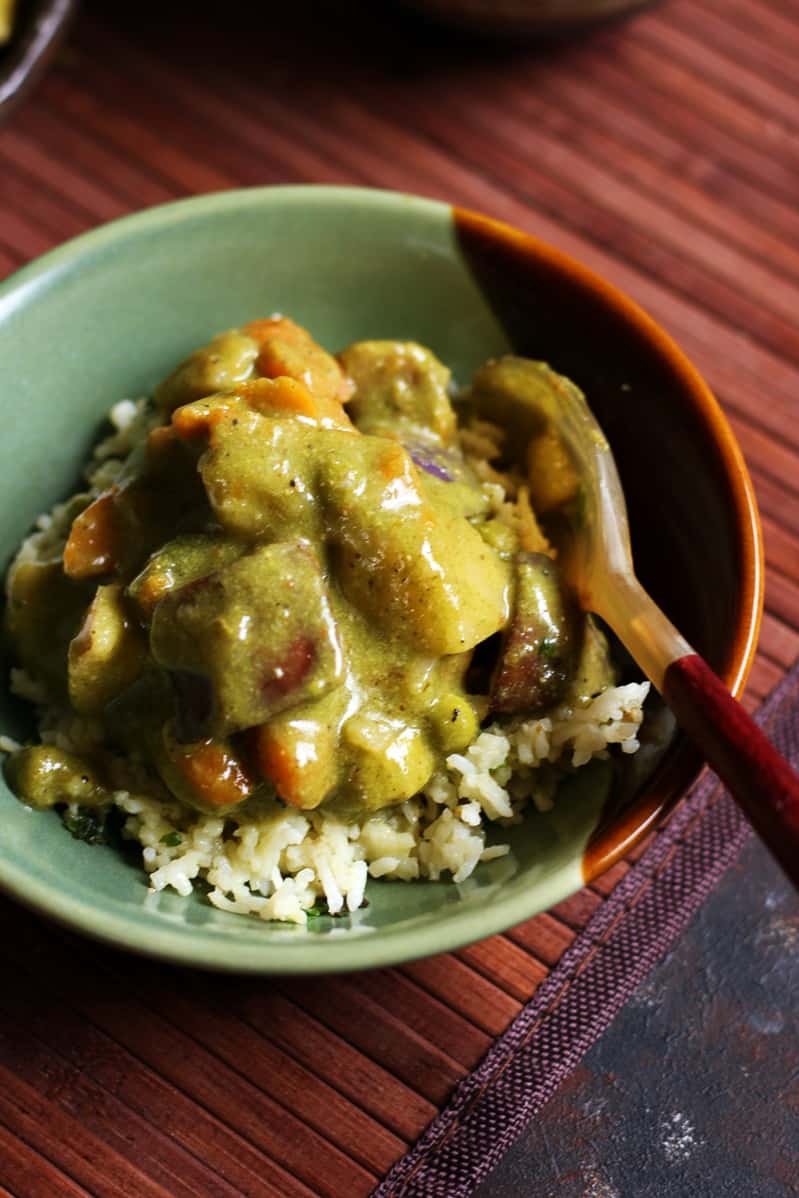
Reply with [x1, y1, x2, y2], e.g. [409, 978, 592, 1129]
[596, 574, 799, 887]
[662, 654, 799, 887]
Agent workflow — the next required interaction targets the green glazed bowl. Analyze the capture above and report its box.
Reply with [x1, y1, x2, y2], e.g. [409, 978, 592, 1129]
[0, 187, 762, 973]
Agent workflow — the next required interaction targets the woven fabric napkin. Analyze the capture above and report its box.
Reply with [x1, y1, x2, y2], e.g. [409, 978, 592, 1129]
[375, 661, 799, 1197]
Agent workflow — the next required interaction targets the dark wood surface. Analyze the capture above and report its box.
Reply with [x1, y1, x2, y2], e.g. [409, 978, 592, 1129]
[1, 1, 798, 1194]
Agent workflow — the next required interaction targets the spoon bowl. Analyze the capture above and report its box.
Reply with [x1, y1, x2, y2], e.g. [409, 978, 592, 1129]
[506, 361, 799, 887]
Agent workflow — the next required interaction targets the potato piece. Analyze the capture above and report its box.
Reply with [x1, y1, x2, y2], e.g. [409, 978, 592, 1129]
[68, 584, 148, 714]
[334, 509, 510, 654]
[4, 745, 108, 810]
[194, 408, 324, 540]
[340, 340, 456, 443]
[322, 437, 510, 654]
[526, 426, 579, 514]
[340, 712, 436, 810]
[150, 542, 344, 737]
[428, 692, 480, 754]
[154, 331, 258, 412]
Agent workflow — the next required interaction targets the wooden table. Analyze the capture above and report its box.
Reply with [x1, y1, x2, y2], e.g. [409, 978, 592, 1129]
[1, 1, 798, 1194]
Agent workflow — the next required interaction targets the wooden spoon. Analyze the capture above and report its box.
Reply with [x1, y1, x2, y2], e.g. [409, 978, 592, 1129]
[538, 374, 799, 886]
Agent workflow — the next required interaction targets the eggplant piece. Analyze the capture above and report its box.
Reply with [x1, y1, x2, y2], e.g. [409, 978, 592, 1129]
[68, 583, 148, 714]
[62, 490, 122, 580]
[569, 613, 617, 701]
[470, 356, 581, 514]
[490, 551, 575, 716]
[149, 541, 344, 738]
[5, 556, 92, 701]
[127, 534, 243, 623]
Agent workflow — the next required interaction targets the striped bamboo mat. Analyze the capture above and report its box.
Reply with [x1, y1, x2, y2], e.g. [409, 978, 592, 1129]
[1, 1, 798, 1194]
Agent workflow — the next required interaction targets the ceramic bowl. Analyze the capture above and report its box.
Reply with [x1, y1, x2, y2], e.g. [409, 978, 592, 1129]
[0, 187, 762, 973]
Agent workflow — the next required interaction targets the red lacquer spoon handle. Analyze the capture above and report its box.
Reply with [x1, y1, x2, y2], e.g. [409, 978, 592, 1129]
[663, 653, 799, 887]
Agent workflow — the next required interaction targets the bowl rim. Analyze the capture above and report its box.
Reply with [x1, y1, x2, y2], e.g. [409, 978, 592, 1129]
[0, 185, 764, 973]
[452, 205, 764, 878]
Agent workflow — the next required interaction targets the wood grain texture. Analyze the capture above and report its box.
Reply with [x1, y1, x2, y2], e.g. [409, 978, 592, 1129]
[1, 0, 797, 1192]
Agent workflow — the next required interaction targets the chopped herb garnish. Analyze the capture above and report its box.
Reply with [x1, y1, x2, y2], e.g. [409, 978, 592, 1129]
[160, 831, 182, 847]
[306, 898, 330, 919]
[62, 807, 107, 845]
[539, 638, 558, 659]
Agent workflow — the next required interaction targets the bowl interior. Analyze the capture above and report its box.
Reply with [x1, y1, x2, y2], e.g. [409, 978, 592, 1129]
[0, 187, 760, 972]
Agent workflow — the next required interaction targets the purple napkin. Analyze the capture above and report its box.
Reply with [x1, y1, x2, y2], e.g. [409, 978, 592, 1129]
[375, 661, 799, 1198]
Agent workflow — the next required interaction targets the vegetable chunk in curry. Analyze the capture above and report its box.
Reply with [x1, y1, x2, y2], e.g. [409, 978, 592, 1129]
[5, 319, 616, 829]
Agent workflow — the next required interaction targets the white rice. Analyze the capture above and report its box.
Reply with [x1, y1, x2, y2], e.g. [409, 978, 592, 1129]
[87, 679, 647, 924]
[3, 394, 651, 925]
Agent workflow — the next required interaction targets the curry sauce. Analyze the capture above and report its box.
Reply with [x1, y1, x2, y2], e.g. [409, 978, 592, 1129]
[5, 318, 613, 825]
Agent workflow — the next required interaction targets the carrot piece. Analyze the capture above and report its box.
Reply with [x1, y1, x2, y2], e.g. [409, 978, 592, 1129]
[251, 724, 304, 807]
[63, 491, 120, 579]
[237, 376, 355, 432]
[145, 424, 178, 457]
[239, 376, 317, 418]
[378, 442, 410, 482]
[164, 734, 254, 812]
[241, 316, 350, 405]
[242, 316, 306, 345]
[129, 569, 172, 618]
[170, 397, 241, 440]
[250, 718, 336, 810]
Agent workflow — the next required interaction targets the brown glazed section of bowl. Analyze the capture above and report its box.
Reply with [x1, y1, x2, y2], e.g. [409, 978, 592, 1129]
[453, 206, 764, 881]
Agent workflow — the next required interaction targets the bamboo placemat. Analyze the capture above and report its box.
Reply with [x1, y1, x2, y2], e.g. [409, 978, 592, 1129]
[1, 1, 798, 1193]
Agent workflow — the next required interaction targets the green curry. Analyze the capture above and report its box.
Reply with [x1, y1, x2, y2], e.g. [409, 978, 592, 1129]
[5, 318, 614, 823]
